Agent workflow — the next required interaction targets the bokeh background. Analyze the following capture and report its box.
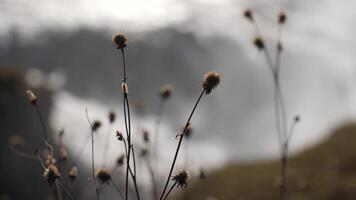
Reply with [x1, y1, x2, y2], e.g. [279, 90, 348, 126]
[2, 0, 356, 199]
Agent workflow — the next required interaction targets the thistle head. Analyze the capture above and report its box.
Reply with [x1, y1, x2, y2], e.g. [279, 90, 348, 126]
[294, 115, 300, 122]
[26, 89, 37, 105]
[116, 154, 125, 167]
[172, 169, 189, 188]
[160, 84, 174, 99]
[92, 120, 102, 132]
[254, 37, 265, 51]
[43, 164, 60, 186]
[109, 111, 116, 123]
[96, 168, 111, 184]
[183, 123, 193, 138]
[142, 129, 150, 143]
[8, 135, 25, 148]
[112, 32, 128, 49]
[202, 71, 221, 95]
[243, 9, 253, 22]
[68, 166, 78, 180]
[278, 11, 287, 24]
[116, 130, 124, 141]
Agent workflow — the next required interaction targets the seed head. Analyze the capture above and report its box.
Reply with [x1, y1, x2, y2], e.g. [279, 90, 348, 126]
[26, 89, 37, 104]
[122, 83, 128, 94]
[143, 129, 150, 143]
[243, 9, 253, 22]
[9, 135, 25, 148]
[278, 11, 287, 24]
[43, 164, 60, 186]
[112, 32, 128, 49]
[202, 71, 221, 95]
[254, 37, 265, 51]
[172, 169, 189, 188]
[294, 115, 300, 122]
[116, 154, 125, 166]
[58, 146, 68, 161]
[96, 168, 111, 184]
[92, 120, 102, 132]
[68, 166, 78, 180]
[160, 84, 174, 99]
[183, 123, 193, 138]
[116, 130, 123, 141]
[109, 111, 116, 123]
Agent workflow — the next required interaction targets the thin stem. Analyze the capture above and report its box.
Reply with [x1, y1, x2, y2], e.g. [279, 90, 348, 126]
[145, 157, 158, 200]
[56, 180, 75, 200]
[55, 181, 63, 200]
[110, 178, 125, 199]
[163, 182, 177, 200]
[85, 109, 101, 200]
[34, 103, 53, 158]
[10, 146, 38, 160]
[121, 48, 127, 83]
[131, 144, 137, 177]
[160, 89, 205, 200]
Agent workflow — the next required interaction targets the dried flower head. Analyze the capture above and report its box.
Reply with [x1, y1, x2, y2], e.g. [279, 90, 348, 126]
[184, 123, 193, 138]
[160, 84, 174, 99]
[140, 148, 148, 157]
[112, 32, 128, 49]
[294, 115, 300, 122]
[109, 111, 116, 123]
[122, 82, 128, 94]
[254, 37, 265, 51]
[172, 169, 189, 188]
[45, 155, 56, 167]
[116, 130, 123, 141]
[143, 129, 150, 143]
[8, 135, 25, 148]
[278, 11, 287, 24]
[69, 166, 78, 180]
[92, 120, 102, 131]
[202, 71, 221, 95]
[26, 89, 37, 104]
[58, 146, 68, 161]
[243, 9, 253, 21]
[43, 164, 60, 186]
[116, 154, 125, 166]
[96, 168, 111, 184]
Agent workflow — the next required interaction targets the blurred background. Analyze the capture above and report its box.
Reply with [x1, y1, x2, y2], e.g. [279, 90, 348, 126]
[2, 0, 356, 199]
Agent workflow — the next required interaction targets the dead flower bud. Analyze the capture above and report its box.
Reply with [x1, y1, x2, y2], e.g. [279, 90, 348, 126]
[112, 32, 128, 49]
[92, 120, 102, 132]
[68, 166, 78, 180]
[58, 146, 68, 161]
[122, 83, 128, 94]
[109, 111, 116, 123]
[243, 9, 253, 22]
[96, 168, 111, 184]
[294, 115, 300, 122]
[160, 84, 174, 99]
[254, 37, 264, 51]
[172, 169, 189, 188]
[184, 123, 193, 138]
[202, 71, 221, 95]
[43, 164, 60, 186]
[278, 11, 287, 24]
[116, 130, 123, 141]
[143, 129, 150, 143]
[9, 135, 25, 148]
[116, 154, 125, 166]
[26, 89, 37, 104]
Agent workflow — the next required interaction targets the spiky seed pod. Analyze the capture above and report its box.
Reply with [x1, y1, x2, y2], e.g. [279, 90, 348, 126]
[243, 9, 253, 22]
[202, 71, 221, 95]
[68, 166, 78, 180]
[122, 83, 128, 94]
[116, 154, 125, 166]
[278, 11, 287, 24]
[109, 111, 116, 123]
[142, 129, 149, 143]
[184, 123, 193, 138]
[92, 120, 102, 131]
[96, 168, 111, 184]
[112, 32, 128, 49]
[26, 89, 37, 104]
[172, 169, 189, 188]
[160, 84, 174, 99]
[8, 135, 25, 148]
[58, 146, 68, 161]
[294, 115, 300, 122]
[116, 130, 123, 141]
[254, 37, 265, 51]
[43, 164, 60, 186]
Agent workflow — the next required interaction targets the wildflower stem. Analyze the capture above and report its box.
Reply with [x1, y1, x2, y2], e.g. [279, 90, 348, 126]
[163, 182, 177, 200]
[56, 180, 75, 200]
[55, 180, 63, 200]
[160, 89, 205, 200]
[110, 178, 125, 199]
[10, 146, 38, 160]
[85, 109, 101, 200]
[34, 103, 53, 158]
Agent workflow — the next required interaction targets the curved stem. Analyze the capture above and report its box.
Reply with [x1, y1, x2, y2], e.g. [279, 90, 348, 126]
[160, 89, 205, 200]
[110, 178, 124, 199]
[163, 182, 177, 200]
